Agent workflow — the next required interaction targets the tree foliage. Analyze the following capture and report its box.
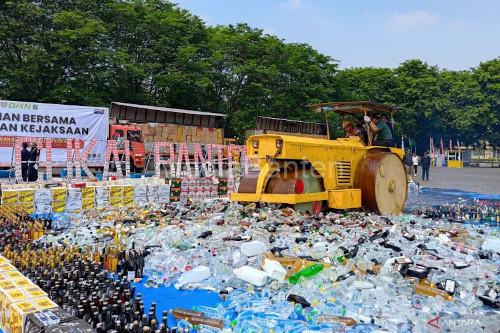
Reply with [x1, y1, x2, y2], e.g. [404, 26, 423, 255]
[0, 0, 498, 147]
[334, 58, 500, 149]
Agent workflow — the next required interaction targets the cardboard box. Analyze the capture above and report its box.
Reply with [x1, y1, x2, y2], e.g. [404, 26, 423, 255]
[24, 307, 76, 332]
[8, 299, 38, 333]
[66, 188, 82, 200]
[133, 196, 148, 206]
[35, 204, 51, 215]
[133, 185, 147, 197]
[158, 195, 170, 204]
[0, 263, 16, 273]
[22, 285, 45, 299]
[109, 186, 123, 198]
[51, 201, 66, 214]
[1, 191, 18, 204]
[30, 297, 57, 311]
[122, 197, 134, 207]
[65, 198, 82, 213]
[24, 202, 35, 214]
[18, 190, 34, 203]
[158, 184, 171, 196]
[51, 188, 66, 202]
[1, 288, 29, 313]
[34, 189, 51, 204]
[95, 199, 109, 208]
[81, 199, 95, 210]
[94, 187, 108, 200]
[109, 196, 122, 207]
[4, 271, 23, 280]
[147, 196, 159, 205]
[146, 185, 158, 198]
[81, 187, 95, 200]
[123, 186, 134, 198]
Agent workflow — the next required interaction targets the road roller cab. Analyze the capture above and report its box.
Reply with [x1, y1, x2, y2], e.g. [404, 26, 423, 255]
[231, 101, 408, 215]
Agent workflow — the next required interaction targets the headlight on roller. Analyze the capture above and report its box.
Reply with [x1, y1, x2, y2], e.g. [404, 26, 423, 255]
[252, 140, 259, 148]
[276, 139, 283, 149]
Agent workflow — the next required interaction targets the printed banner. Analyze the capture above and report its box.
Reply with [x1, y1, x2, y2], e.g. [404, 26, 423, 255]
[0, 100, 108, 166]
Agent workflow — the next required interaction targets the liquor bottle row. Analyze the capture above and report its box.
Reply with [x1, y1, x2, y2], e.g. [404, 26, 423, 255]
[418, 203, 499, 222]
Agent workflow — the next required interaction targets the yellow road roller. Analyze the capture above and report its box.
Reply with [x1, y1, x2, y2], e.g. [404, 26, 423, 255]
[231, 101, 408, 215]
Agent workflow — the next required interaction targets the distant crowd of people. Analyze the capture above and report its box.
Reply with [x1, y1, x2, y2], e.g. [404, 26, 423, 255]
[20, 142, 40, 182]
[342, 113, 395, 147]
[404, 150, 431, 181]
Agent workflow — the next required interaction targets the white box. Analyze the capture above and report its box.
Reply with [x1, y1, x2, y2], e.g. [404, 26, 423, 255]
[158, 194, 170, 204]
[66, 188, 82, 200]
[133, 185, 147, 197]
[95, 198, 109, 208]
[133, 196, 148, 206]
[95, 187, 109, 200]
[34, 189, 52, 203]
[147, 196, 159, 204]
[66, 198, 82, 212]
[147, 185, 158, 198]
[35, 204, 51, 215]
[158, 185, 170, 196]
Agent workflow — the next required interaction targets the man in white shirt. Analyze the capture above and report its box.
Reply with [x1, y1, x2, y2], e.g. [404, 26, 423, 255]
[412, 153, 419, 176]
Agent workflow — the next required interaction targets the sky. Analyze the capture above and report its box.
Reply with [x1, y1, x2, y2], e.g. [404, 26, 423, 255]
[174, 0, 500, 70]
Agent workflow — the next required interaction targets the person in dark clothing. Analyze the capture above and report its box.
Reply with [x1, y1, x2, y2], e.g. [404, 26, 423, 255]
[364, 114, 394, 147]
[421, 152, 431, 181]
[28, 142, 40, 182]
[403, 150, 413, 177]
[21, 142, 30, 182]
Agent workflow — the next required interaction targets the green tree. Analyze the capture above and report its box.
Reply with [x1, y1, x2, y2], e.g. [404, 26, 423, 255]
[201, 24, 337, 137]
[474, 58, 500, 147]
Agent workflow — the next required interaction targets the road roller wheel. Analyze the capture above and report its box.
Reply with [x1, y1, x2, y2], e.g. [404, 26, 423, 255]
[265, 164, 324, 215]
[355, 152, 407, 215]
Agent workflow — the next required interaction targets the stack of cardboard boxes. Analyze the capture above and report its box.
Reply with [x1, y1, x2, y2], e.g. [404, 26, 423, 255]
[169, 178, 182, 202]
[133, 184, 148, 207]
[95, 186, 109, 208]
[158, 184, 170, 204]
[65, 188, 82, 213]
[136, 123, 222, 145]
[50, 188, 66, 214]
[123, 185, 134, 207]
[146, 184, 159, 206]
[81, 186, 95, 210]
[108, 185, 123, 207]
[18, 190, 35, 215]
[34, 189, 51, 215]
[1, 190, 18, 205]
[0, 256, 58, 333]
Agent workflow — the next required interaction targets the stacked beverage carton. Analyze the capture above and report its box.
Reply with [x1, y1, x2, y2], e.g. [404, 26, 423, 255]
[95, 186, 109, 208]
[81, 186, 95, 210]
[0, 256, 58, 333]
[50, 188, 66, 214]
[65, 188, 82, 213]
[34, 189, 52, 215]
[133, 184, 148, 207]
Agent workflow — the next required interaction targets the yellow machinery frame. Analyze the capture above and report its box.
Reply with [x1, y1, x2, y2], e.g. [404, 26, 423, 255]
[231, 101, 408, 215]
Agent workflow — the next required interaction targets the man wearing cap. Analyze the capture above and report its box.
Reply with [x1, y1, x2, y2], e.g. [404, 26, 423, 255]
[364, 114, 394, 147]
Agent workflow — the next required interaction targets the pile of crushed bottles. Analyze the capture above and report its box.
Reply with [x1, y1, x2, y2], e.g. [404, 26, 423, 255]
[30, 197, 500, 333]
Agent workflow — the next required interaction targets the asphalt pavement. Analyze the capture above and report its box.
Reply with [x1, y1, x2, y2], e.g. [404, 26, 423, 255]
[411, 166, 500, 195]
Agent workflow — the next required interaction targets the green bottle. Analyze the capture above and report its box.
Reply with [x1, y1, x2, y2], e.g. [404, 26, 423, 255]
[288, 263, 324, 284]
